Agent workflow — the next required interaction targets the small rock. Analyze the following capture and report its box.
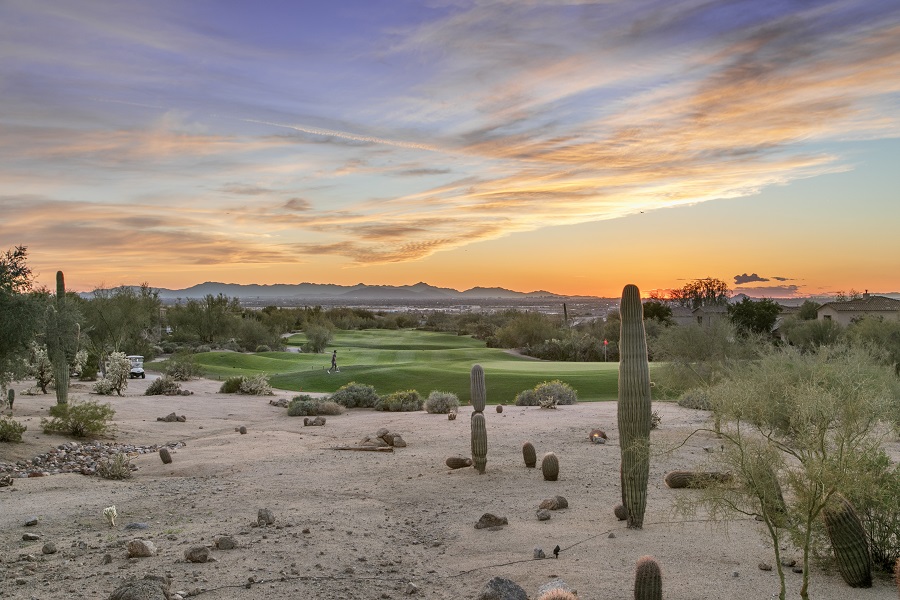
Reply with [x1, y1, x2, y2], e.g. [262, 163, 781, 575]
[792, 566, 803, 574]
[781, 558, 796, 567]
[24, 516, 38, 526]
[184, 545, 210, 563]
[391, 435, 407, 448]
[102, 554, 113, 565]
[215, 536, 238, 550]
[536, 509, 551, 521]
[405, 582, 419, 595]
[608, 532, 616, 539]
[257, 508, 275, 527]
[41, 542, 57, 555]
[125, 522, 150, 530]
[474, 513, 508, 529]
[238, 426, 247, 435]
[758, 562, 772, 571]
[108, 575, 170, 600]
[126, 539, 157, 558]
[22, 533, 40, 541]
[533, 547, 545, 559]
[476, 576, 527, 600]
[732, 571, 739, 578]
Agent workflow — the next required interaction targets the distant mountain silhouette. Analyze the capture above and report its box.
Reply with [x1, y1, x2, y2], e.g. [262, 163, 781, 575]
[124, 281, 567, 300]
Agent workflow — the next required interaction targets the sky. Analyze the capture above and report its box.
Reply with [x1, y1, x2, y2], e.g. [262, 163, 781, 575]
[1, 0, 899, 298]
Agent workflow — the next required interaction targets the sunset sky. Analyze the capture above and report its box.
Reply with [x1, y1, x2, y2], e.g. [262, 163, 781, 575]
[2, 0, 899, 298]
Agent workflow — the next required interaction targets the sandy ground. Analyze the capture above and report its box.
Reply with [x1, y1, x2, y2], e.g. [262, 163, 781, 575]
[1, 375, 898, 600]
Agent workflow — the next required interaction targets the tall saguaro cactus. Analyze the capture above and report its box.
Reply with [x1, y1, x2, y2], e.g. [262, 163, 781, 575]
[470, 364, 487, 473]
[46, 271, 79, 405]
[617, 284, 652, 529]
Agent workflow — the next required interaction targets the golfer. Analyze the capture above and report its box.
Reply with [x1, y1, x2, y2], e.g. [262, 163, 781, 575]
[329, 350, 338, 373]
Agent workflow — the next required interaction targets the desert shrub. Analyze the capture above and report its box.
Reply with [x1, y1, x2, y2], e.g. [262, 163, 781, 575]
[375, 390, 423, 412]
[96, 452, 133, 480]
[93, 352, 130, 396]
[650, 410, 661, 429]
[160, 341, 177, 354]
[843, 450, 900, 572]
[165, 350, 200, 381]
[0, 416, 26, 442]
[145, 376, 181, 396]
[41, 400, 116, 438]
[677, 388, 712, 410]
[238, 373, 273, 396]
[424, 391, 460, 414]
[195, 345, 211, 353]
[221, 340, 242, 352]
[219, 376, 244, 393]
[515, 380, 577, 406]
[287, 395, 344, 417]
[330, 382, 379, 408]
[255, 345, 271, 353]
[27, 342, 54, 394]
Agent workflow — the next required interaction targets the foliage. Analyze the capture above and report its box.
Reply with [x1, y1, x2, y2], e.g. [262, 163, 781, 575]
[649, 410, 661, 429]
[27, 342, 54, 394]
[676, 388, 712, 410]
[841, 449, 900, 573]
[41, 400, 116, 438]
[165, 350, 200, 381]
[643, 300, 674, 326]
[166, 293, 242, 344]
[727, 297, 782, 336]
[238, 374, 273, 395]
[424, 390, 460, 414]
[195, 345, 212, 353]
[219, 376, 245, 393]
[669, 277, 730, 309]
[145, 376, 182, 396]
[0, 415, 27, 442]
[495, 312, 561, 349]
[93, 352, 130, 396]
[96, 453, 133, 480]
[844, 316, 900, 376]
[77, 284, 162, 362]
[255, 345, 271, 353]
[287, 395, 343, 417]
[797, 300, 820, 320]
[686, 344, 897, 600]
[303, 323, 334, 353]
[330, 382, 380, 408]
[0, 246, 46, 391]
[375, 389, 423, 412]
[780, 317, 843, 352]
[515, 379, 578, 406]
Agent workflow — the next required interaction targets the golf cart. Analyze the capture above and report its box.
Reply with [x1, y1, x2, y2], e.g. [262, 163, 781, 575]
[127, 355, 145, 379]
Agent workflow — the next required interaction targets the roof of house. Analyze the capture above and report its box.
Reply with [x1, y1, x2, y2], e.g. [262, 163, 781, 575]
[692, 304, 729, 315]
[818, 295, 900, 312]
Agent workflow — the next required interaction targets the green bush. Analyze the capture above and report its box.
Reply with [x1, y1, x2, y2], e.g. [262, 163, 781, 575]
[145, 376, 182, 396]
[330, 382, 379, 408]
[287, 395, 344, 417]
[254, 345, 271, 353]
[165, 350, 200, 381]
[0, 416, 26, 442]
[220, 376, 244, 393]
[424, 391, 459, 414]
[96, 453, 133, 480]
[375, 390, 423, 412]
[221, 340, 242, 352]
[677, 388, 712, 410]
[843, 450, 900, 572]
[93, 352, 130, 396]
[195, 345, 212, 353]
[239, 373, 273, 396]
[41, 400, 116, 438]
[160, 341, 177, 354]
[514, 380, 577, 406]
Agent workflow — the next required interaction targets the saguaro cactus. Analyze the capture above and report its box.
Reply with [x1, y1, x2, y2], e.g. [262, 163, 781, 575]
[823, 494, 872, 588]
[469, 364, 487, 473]
[617, 283, 652, 529]
[47, 271, 76, 405]
[634, 555, 662, 600]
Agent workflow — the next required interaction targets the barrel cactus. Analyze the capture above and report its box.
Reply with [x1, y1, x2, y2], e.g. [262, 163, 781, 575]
[522, 441, 537, 468]
[471, 412, 487, 473]
[541, 452, 559, 481]
[823, 494, 872, 588]
[446, 456, 472, 469]
[634, 555, 662, 600]
[614, 504, 628, 521]
[617, 284, 652, 529]
[664, 470, 732, 489]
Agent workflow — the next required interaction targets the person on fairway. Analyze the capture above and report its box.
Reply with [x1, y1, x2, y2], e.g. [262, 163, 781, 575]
[329, 350, 338, 373]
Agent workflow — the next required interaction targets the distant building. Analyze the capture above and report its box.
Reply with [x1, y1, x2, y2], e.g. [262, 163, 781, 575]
[692, 304, 729, 327]
[816, 292, 900, 327]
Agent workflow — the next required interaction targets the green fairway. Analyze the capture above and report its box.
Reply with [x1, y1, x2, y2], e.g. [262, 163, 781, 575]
[173, 329, 625, 402]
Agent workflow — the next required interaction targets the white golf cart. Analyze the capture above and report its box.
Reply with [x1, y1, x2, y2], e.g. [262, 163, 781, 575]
[127, 355, 145, 379]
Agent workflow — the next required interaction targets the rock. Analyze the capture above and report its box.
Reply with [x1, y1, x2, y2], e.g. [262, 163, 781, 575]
[304, 416, 326, 426]
[184, 545, 210, 563]
[22, 533, 40, 541]
[405, 582, 419, 595]
[536, 509, 551, 521]
[238, 426, 247, 435]
[176, 415, 187, 421]
[474, 513, 508, 529]
[159, 448, 172, 464]
[257, 508, 275, 527]
[41, 542, 57, 554]
[534, 547, 545, 559]
[537, 579, 573, 597]
[108, 575, 170, 600]
[792, 566, 804, 574]
[554, 495, 568, 509]
[391, 435, 407, 448]
[608, 532, 616, 539]
[589, 429, 608, 443]
[215, 536, 238, 550]
[380, 431, 397, 445]
[476, 576, 528, 600]
[126, 539, 157, 558]
[157, 412, 178, 422]
[446, 456, 473, 469]
[269, 398, 289, 407]
[758, 562, 772, 571]
[781, 558, 796, 567]
[24, 516, 38, 526]
[125, 522, 150, 530]
[102, 553, 112, 564]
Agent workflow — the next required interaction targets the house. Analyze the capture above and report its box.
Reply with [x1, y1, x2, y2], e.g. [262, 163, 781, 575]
[816, 293, 900, 327]
[692, 304, 729, 327]
[669, 306, 695, 327]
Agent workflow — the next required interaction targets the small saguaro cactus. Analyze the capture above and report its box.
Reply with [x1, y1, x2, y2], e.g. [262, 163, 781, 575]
[46, 271, 80, 406]
[6, 389, 13, 411]
[617, 284, 652, 529]
[470, 364, 486, 412]
[522, 441, 537, 468]
[634, 555, 662, 600]
[541, 452, 559, 481]
[471, 413, 487, 473]
[823, 494, 872, 588]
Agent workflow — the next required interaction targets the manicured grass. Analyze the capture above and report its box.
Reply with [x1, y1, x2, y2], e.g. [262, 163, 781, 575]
[174, 329, 628, 402]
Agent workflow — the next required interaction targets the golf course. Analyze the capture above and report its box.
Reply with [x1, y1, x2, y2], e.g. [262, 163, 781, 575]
[172, 329, 624, 403]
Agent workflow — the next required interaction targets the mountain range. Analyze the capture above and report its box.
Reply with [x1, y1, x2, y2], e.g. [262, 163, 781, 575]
[145, 281, 569, 301]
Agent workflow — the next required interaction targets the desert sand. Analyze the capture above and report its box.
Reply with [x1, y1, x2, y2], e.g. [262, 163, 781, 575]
[1, 374, 897, 600]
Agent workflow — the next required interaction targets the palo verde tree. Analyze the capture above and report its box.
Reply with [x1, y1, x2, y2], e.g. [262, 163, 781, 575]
[78, 284, 162, 362]
[684, 344, 899, 600]
[0, 246, 46, 394]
